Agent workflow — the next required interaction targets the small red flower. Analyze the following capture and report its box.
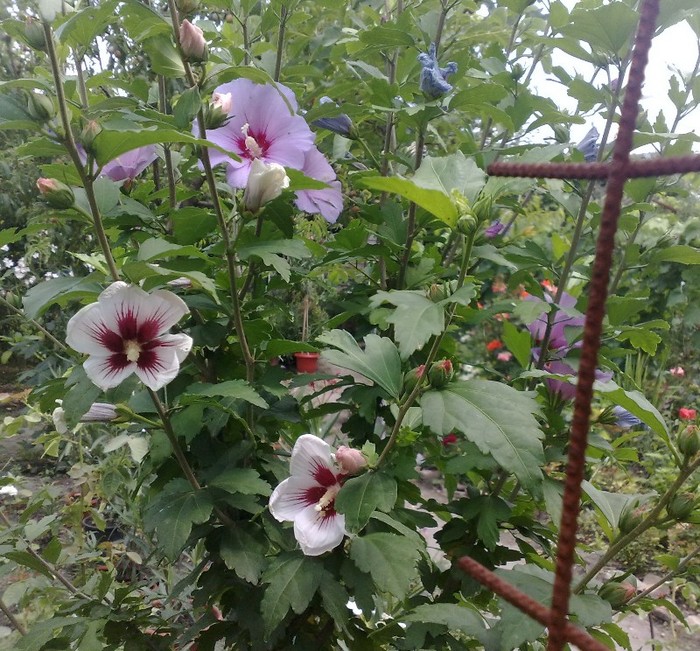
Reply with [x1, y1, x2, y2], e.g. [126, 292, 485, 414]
[442, 433, 458, 446]
[486, 339, 503, 352]
[679, 408, 697, 421]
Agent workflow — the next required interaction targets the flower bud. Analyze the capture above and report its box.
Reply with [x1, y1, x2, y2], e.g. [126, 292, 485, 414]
[677, 426, 700, 458]
[335, 446, 367, 475]
[80, 120, 102, 152]
[52, 406, 68, 434]
[679, 407, 697, 421]
[243, 159, 290, 213]
[179, 20, 207, 62]
[669, 366, 685, 377]
[455, 214, 477, 236]
[203, 92, 232, 129]
[552, 124, 570, 144]
[427, 283, 447, 302]
[403, 365, 426, 395]
[618, 501, 647, 535]
[81, 402, 119, 423]
[24, 18, 47, 51]
[428, 359, 454, 388]
[27, 92, 55, 122]
[175, 0, 200, 14]
[598, 582, 635, 609]
[472, 195, 493, 224]
[36, 178, 75, 209]
[667, 493, 696, 521]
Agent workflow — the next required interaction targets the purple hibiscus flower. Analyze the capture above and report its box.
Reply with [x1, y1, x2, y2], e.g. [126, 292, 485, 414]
[102, 146, 158, 184]
[201, 78, 343, 222]
[484, 220, 506, 238]
[527, 291, 585, 351]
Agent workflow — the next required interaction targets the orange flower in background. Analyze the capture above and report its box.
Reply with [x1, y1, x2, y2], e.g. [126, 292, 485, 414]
[541, 279, 558, 293]
[486, 339, 503, 352]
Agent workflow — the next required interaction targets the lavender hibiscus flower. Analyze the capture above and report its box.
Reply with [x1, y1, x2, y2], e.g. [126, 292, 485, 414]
[527, 290, 585, 350]
[201, 79, 343, 222]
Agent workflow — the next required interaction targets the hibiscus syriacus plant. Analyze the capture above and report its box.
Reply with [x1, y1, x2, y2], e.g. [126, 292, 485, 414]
[2, 1, 699, 650]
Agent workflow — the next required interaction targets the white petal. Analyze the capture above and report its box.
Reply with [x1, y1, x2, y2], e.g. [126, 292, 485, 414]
[66, 302, 118, 356]
[158, 333, 193, 363]
[293, 505, 346, 556]
[289, 434, 335, 480]
[83, 356, 136, 391]
[133, 339, 183, 391]
[269, 476, 319, 522]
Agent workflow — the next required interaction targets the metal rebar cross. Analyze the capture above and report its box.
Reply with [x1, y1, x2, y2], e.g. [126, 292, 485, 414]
[457, 1, 700, 650]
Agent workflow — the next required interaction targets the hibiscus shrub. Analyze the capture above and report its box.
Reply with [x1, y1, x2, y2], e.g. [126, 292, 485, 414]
[1, 1, 699, 650]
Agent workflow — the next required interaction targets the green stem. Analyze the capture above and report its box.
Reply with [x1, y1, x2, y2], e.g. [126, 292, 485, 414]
[357, 137, 382, 171]
[43, 21, 120, 283]
[573, 456, 700, 593]
[376, 231, 476, 468]
[157, 75, 178, 211]
[273, 4, 288, 82]
[0, 294, 70, 353]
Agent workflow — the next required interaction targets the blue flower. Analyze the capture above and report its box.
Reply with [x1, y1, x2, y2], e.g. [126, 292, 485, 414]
[418, 43, 457, 99]
[576, 126, 599, 162]
[311, 97, 355, 139]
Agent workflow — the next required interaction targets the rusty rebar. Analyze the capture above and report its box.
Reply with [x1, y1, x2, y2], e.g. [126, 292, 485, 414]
[458, 557, 609, 651]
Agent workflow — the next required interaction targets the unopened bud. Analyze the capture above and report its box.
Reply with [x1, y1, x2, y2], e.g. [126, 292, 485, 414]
[427, 283, 447, 302]
[24, 18, 47, 51]
[455, 214, 477, 236]
[667, 493, 696, 521]
[27, 92, 55, 122]
[81, 402, 119, 423]
[335, 447, 367, 475]
[472, 195, 493, 224]
[428, 359, 454, 388]
[80, 120, 102, 151]
[678, 426, 700, 458]
[179, 20, 207, 62]
[203, 92, 232, 129]
[243, 159, 290, 213]
[599, 582, 635, 609]
[36, 178, 75, 209]
[403, 365, 426, 395]
[552, 124, 570, 144]
[175, 0, 200, 14]
[618, 501, 647, 535]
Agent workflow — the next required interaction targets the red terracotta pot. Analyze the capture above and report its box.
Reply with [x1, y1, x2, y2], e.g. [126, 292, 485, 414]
[294, 352, 320, 373]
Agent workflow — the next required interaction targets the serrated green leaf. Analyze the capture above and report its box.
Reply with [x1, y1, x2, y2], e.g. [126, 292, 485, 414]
[261, 554, 323, 635]
[349, 533, 420, 598]
[420, 381, 544, 490]
[370, 290, 444, 359]
[143, 479, 213, 559]
[606, 296, 648, 326]
[183, 380, 268, 408]
[335, 472, 397, 532]
[209, 468, 271, 496]
[404, 603, 485, 635]
[412, 152, 486, 204]
[318, 330, 402, 399]
[220, 528, 266, 584]
[237, 239, 311, 282]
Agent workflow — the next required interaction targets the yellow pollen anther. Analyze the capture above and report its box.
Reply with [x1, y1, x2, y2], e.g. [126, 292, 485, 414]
[241, 122, 263, 159]
[314, 485, 339, 512]
[124, 339, 141, 362]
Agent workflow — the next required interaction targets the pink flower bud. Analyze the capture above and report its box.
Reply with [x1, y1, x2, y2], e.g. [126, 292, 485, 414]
[179, 20, 207, 62]
[670, 366, 685, 377]
[496, 351, 512, 362]
[212, 92, 232, 114]
[36, 177, 75, 209]
[335, 446, 367, 475]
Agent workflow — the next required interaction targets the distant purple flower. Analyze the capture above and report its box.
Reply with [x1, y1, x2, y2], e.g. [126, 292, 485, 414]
[418, 43, 457, 99]
[312, 97, 354, 139]
[294, 148, 343, 223]
[485, 220, 506, 238]
[201, 78, 315, 188]
[102, 146, 158, 183]
[527, 291, 585, 351]
[541, 357, 613, 401]
[576, 126, 599, 163]
[612, 406, 644, 430]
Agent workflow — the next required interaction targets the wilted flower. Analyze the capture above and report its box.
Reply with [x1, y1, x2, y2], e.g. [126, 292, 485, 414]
[576, 126, 599, 162]
[212, 92, 232, 114]
[66, 282, 193, 391]
[417, 43, 457, 99]
[36, 177, 74, 209]
[484, 220, 506, 238]
[269, 435, 348, 556]
[243, 159, 290, 212]
[334, 446, 367, 475]
[179, 19, 207, 62]
[311, 97, 355, 139]
[670, 366, 685, 377]
[679, 408, 697, 421]
[612, 406, 643, 431]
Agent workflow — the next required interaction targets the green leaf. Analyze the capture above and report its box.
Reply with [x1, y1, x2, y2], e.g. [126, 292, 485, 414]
[23, 276, 101, 319]
[3, 550, 54, 580]
[220, 528, 266, 584]
[412, 152, 486, 204]
[264, 339, 319, 356]
[420, 381, 544, 490]
[349, 533, 421, 599]
[319, 577, 351, 634]
[335, 472, 397, 532]
[318, 330, 402, 399]
[581, 480, 651, 531]
[458, 496, 511, 550]
[649, 245, 700, 265]
[261, 553, 324, 635]
[501, 320, 532, 368]
[209, 468, 271, 496]
[614, 326, 662, 354]
[137, 237, 210, 262]
[143, 35, 185, 78]
[92, 177, 121, 215]
[559, 3, 639, 58]
[404, 604, 485, 636]
[63, 366, 102, 426]
[56, 0, 119, 47]
[357, 175, 458, 225]
[370, 290, 445, 359]
[16, 617, 88, 651]
[183, 380, 269, 408]
[171, 207, 218, 245]
[173, 86, 201, 129]
[606, 296, 648, 326]
[237, 239, 311, 282]
[143, 479, 213, 560]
